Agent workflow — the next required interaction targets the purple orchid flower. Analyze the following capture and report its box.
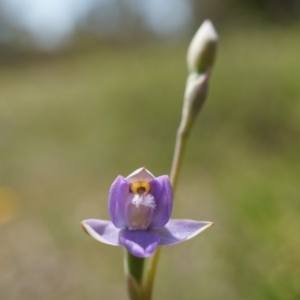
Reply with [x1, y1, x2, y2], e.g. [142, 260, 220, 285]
[81, 167, 212, 258]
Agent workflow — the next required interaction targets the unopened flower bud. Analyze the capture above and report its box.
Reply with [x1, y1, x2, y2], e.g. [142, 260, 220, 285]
[187, 20, 218, 73]
[180, 70, 210, 134]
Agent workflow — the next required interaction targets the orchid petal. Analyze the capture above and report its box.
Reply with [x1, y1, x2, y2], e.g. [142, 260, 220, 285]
[155, 219, 213, 246]
[126, 167, 155, 183]
[119, 230, 160, 258]
[81, 219, 121, 246]
[149, 175, 173, 228]
[108, 176, 130, 228]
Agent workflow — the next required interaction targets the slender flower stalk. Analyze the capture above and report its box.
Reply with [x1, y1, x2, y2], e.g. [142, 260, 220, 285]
[124, 251, 145, 300]
[142, 19, 218, 300]
[81, 19, 218, 300]
[142, 130, 185, 300]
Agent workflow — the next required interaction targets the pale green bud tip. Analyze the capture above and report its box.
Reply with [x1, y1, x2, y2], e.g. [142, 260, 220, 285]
[187, 19, 218, 73]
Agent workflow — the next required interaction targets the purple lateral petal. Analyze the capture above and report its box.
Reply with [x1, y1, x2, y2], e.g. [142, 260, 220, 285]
[81, 219, 121, 246]
[108, 176, 130, 228]
[149, 175, 173, 228]
[155, 219, 213, 246]
[119, 230, 160, 258]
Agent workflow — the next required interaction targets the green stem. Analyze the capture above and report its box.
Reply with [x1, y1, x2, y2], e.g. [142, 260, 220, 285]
[127, 251, 145, 283]
[142, 247, 161, 300]
[142, 120, 191, 300]
[170, 126, 189, 193]
[125, 114, 195, 300]
[124, 250, 145, 300]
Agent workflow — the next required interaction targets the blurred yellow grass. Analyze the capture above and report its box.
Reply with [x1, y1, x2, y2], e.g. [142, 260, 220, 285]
[0, 187, 19, 225]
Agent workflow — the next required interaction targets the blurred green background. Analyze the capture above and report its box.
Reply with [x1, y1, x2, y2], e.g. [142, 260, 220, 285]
[1, 1, 300, 299]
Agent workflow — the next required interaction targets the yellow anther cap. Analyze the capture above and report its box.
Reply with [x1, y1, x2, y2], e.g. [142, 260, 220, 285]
[130, 181, 151, 194]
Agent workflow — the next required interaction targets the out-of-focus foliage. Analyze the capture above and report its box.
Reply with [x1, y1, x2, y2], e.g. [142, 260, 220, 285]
[0, 21, 300, 299]
[0, 0, 300, 52]
[191, 0, 300, 22]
